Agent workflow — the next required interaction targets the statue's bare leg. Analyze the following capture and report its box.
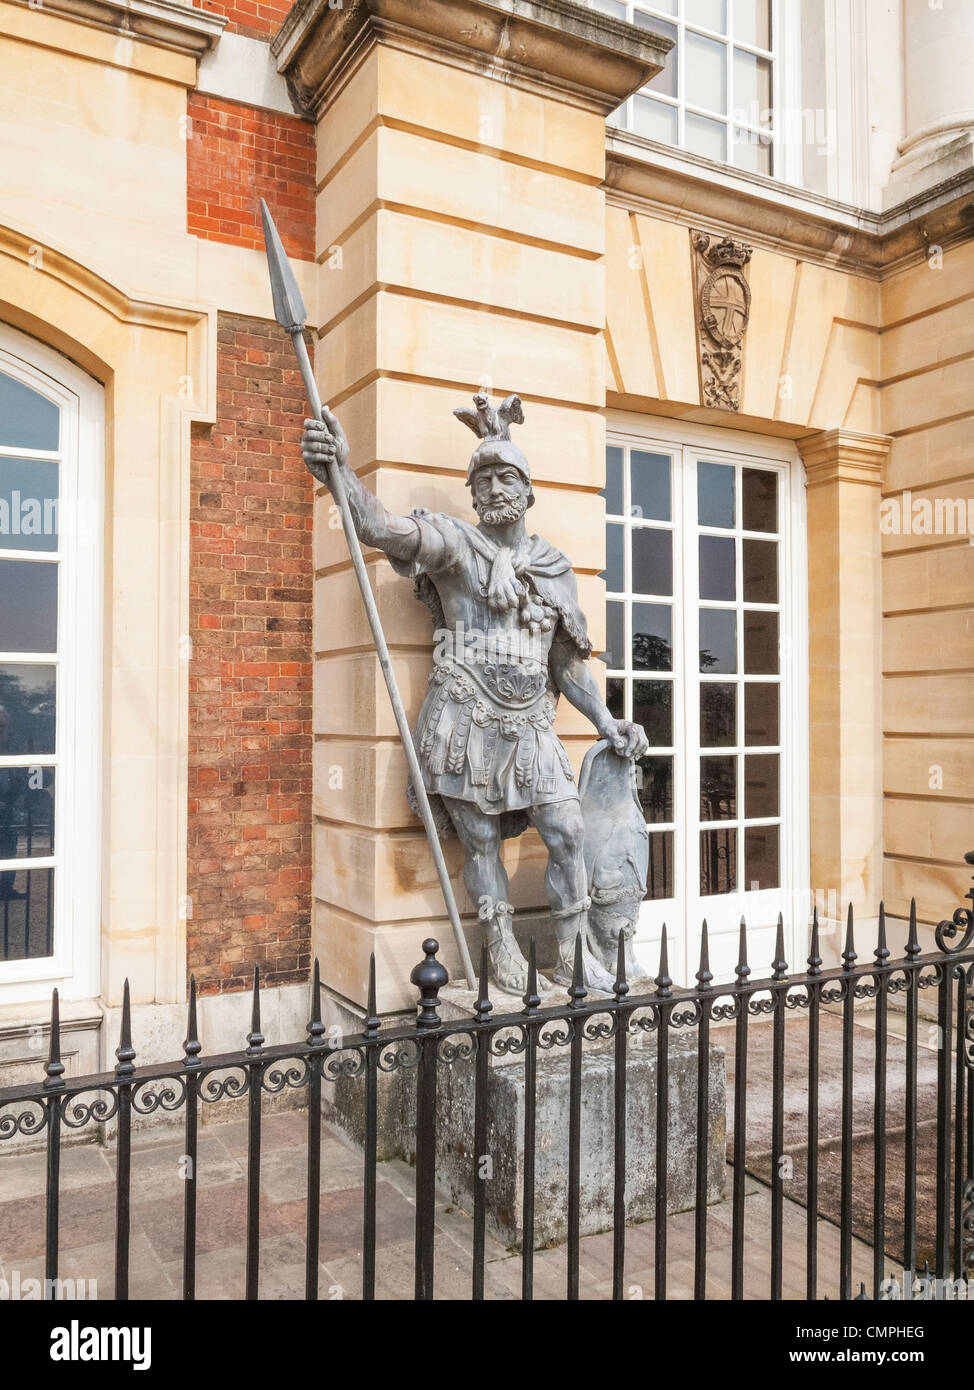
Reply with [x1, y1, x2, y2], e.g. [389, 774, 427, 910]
[441, 797, 551, 995]
[530, 800, 617, 993]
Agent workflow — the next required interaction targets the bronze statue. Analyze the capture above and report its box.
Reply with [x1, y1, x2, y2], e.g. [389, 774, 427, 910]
[302, 395, 649, 993]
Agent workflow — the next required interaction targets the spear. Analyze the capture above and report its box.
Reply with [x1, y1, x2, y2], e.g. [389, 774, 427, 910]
[259, 200, 476, 990]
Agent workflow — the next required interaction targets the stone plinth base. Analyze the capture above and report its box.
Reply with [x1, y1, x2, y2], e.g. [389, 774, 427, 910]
[322, 982, 727, 1251]
[429, 987, 726, 1250]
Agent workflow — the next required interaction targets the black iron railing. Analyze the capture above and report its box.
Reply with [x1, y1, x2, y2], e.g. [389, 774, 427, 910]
[1, 858, 973, 1301]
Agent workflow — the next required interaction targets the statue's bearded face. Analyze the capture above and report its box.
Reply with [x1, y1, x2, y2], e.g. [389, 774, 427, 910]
[471, 465, 531, 526]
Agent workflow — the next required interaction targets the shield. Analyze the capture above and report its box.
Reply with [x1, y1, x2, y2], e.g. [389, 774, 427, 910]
[579, 739, 649, 912]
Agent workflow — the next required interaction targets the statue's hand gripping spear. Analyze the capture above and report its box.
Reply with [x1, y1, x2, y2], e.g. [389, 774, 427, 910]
[260, 200, 476, 990]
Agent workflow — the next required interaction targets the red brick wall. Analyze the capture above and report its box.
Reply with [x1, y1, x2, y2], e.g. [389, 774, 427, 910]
[188, 313, 314, 995]
[186, 93, 315, 259]
[198, 0, 293, 41]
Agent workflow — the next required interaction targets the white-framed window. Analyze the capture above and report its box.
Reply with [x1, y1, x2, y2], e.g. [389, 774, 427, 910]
[603, 414, 808, 985]
[0, 325, 103, 1003]
[590, 0, 792, 180]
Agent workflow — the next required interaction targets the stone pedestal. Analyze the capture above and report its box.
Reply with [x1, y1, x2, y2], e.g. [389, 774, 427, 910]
[322, 982, 727, 1251]
[428, 987, 726, 1250]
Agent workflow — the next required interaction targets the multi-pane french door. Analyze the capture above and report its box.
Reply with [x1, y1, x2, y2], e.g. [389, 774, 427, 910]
[602, 419, 808, 985]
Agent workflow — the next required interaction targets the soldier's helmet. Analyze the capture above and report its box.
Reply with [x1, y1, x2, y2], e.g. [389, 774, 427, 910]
[454, 392, 534, 508]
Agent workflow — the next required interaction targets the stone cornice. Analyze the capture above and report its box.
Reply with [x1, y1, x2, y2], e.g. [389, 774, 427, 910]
[273, 0, 672, 120]
[606, 131, 974, 280]
[798, 429, 892, 489]
[6, 0, 226, 57]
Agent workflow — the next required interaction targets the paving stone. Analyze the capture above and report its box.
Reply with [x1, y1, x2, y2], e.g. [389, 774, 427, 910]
[3, 1231, 175, 1302]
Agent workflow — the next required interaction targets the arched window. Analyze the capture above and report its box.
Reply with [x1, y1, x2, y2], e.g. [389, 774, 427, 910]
[0, 326, 103, 1002]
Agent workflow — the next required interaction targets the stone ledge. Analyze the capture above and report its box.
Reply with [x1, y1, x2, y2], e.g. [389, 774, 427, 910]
[273, 0, 672, 119]
[6, 0, 226, 56]
[606, 130, 974, 280]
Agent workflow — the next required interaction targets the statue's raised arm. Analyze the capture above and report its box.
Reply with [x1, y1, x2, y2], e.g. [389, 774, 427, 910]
[302, 408, 429, 565]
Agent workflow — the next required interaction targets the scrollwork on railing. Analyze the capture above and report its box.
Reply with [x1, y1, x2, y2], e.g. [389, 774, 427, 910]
[375, 1038, 419, 1074]
[963, 1177, 974, 1269]
[935, 907, 974, 956]
[0, 1098, 49, 1141]
[964, 968, 974, 1070]
[707, 990, 738, 1022]
[629, 1003, 661, 1038]
[321, 1045, 367, 1081]
[437, 1032, 476, 1066]
[62, 1087, 120, 1129]
[582, 1012, 618, 1043]
[133, 1075, 188, 1114]
[488, 1025, 527, 1058]
[199, 1067, 249, 1105]
[887, 967, 913, 999]
[263, 1056, 311, 1094]
[670, 998, 704, 1029]
[747, 991, 776, 1017]
[918, 964, 944, 992]
[784, 985, 812, 1011]
[537, 1017, 573, 1050]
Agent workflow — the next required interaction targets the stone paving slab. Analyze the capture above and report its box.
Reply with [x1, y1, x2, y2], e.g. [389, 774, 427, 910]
[0, 1109, 879, 1301]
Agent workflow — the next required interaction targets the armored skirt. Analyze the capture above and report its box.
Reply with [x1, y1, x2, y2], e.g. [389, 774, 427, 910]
[412, 656, 578, 820]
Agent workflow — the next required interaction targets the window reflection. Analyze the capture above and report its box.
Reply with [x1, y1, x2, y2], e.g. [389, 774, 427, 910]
[0, 561, 58, 652]
[0, 665, 56, 754]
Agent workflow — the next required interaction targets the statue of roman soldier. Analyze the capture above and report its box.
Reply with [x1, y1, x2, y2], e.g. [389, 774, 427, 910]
[302, 394, 648, 993]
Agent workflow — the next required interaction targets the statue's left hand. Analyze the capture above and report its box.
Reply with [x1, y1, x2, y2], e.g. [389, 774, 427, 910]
[601, 718, 650, 760]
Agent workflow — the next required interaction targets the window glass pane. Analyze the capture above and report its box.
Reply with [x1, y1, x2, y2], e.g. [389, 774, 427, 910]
[701, 682, 736, 746]
[685, 32, 727, 114]
[603, 445, 624, 516]
[631, 527, 673, 596]
[685, 111, 727, 160]
[0, 374, 59, 452]
[735, 0, 771, 48]
[744, 682, 778, 746]
[632, 602, 672, 670]
[742, 467, 777, 532]
[742, 538, 777, 603]
[0, 458, 59, 553]
[686, 0, 726, 32]
[636, 754, 673, 823]
[604, 522, 624, 592]
[606, 677, 625, 721]
[604, 601, 625, 669]
[0, 865, 54, 960]
[633, 94, 678, 144]
[744, 825, 779, 890]
[744, 753, 778, 818]
[0, 561, 58, 653]
[591, 0, 627, 16]
[0, 664, 56, 755]
[633, 679, 673, 747]
[743, 610, 778, 674]
[647, 831, 675, 900]
[701, 827, 736, 895]
[637, 0, 676, 14]
[698, 461, 735, 527]
[0, 766, 54, 859]
[641, 15, 678, 96]
[733, 126, 773, 176]
[700, 754, 736, 820]
[700, 608, 736, 673]
[699, 534, 736, 600]
[630, 450, 671, 521]
[733, 48, 772, 120]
